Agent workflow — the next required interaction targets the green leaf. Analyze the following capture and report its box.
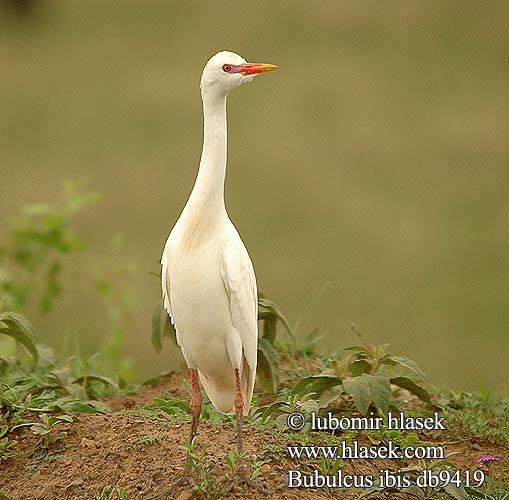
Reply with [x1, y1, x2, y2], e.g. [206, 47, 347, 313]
[258, 293, 295, 343]
[73, 374, 119, 390]
[40, 261, 62, 312]
[55, 399, 108, 413]
[351, 359, 371, 376]
[390, 376, 431, 403]
[258, 311, 277, 344]
[255, 401, 288, 421]
[0, 312, 38, 362]
[358, 486, 384, 499]
[463, 487, 486, 498]
[443, 483, 469, 500]
[343, 375, 371, 414]
[402, 485, 426, 499]
[343, 344, 373, 356]
[142, 377, 161, 386]
[0, 492, 14, 500]
[30, 423, 52, 436]
[300, 328, 322, 356]
[154, 398, 190, 415]
[291, 375, 342, 397]
[318, 386, 343, 409]
[257, 337, 280, 393]
[151, 300, 177, 352]
[365, 374, 391, 414]
[386, 356, 426, 382]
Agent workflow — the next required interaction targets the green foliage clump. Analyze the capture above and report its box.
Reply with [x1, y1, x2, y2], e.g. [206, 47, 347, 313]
[96, 486, 129, 500]
[436, 387, 509, 444]
[0, 182, 138, 461]
[290, 336, 431, 416]
[257, 326, 431, 430]
[0, 180, 97, 314]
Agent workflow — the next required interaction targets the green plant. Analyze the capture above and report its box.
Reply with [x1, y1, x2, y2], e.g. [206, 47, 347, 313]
[288, 326, 431, 416]
[0, 181, 137, 385]
[0, 311, 38, 363]
[153, 397, 191, 418]
[0, 180, 97, 314]
[181, 437, 223, 497]
[437, 388, 509, 444]
[9, 413, 74, 436]
[276, 328, 322, 382]
[256, 336, 432, 432]
[0, 424, 15, 461]
[0, 183, 144, 460]
[0, 342, 112, 413]
[225, 447, 244, 476]
[256, 293, 296, 394]
[250, 460, 263, 481]
[25, 430, 69, 476]
[96, 486, 130, 500]
[130, 434, 162, 445]
[465, 457, 509, 500]
[255, 392, 320, 430]
[319, 455, 343, 482]
[366, 426, 421, 450]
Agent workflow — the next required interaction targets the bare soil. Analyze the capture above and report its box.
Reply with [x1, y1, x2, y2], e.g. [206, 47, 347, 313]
[1, 372, 508, 500]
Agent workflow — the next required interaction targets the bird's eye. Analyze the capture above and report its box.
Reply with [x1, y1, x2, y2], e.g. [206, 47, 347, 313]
[222, 64, 232, 73]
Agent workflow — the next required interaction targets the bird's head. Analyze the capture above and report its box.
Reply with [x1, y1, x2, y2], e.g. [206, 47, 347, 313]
[200, 51, 278, 97]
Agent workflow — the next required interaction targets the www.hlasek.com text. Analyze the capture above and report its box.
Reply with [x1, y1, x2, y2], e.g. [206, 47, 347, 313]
[287, 440, 444, 461]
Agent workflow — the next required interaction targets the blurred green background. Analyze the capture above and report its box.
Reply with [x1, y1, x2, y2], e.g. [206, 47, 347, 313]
[1, 1, 507, 391]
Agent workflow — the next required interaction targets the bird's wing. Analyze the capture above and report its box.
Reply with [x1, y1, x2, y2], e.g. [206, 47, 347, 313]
[161, 245, 174, 325]
[221, 238, 258, 371]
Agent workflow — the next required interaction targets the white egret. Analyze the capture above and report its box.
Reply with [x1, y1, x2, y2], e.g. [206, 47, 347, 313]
[158, 51, 278, 494]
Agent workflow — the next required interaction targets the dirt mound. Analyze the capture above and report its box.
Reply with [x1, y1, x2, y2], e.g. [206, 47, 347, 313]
[2, 376, 507, 500]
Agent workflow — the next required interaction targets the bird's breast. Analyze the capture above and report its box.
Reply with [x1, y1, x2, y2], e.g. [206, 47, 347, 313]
[166, 234, 232, 331]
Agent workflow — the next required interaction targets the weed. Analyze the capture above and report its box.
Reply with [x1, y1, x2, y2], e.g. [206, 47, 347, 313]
[0, 179, 96, 314]
[125, 406, 175, 426]
[250, 460, 263, 481]
[437, 388, 509, 444]
[260, 442, 285, 460]
[96, 486, 130, 500]
[465, 458, 509, 500]
[180, 438, 223, 497]
[0, 425, 15, 461]
[225, 447, 244, 476]
[276, 328, 322, 382]
[366, 425, 421, 449]
[25, 431, 68, 476]
[130, 434, 162, 445]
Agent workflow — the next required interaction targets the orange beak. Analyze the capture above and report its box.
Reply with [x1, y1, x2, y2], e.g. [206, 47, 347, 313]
[234, 63, 279, 76]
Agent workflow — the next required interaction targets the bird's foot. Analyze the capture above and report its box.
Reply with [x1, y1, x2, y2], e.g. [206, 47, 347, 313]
[145, 470, 196, 500]
[222, 464, 269, 496]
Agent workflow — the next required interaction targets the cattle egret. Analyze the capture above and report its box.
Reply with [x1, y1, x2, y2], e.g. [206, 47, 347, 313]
[158, 51, 277, 494]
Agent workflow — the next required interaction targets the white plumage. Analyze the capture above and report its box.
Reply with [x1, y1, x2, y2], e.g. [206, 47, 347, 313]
[161, 51, 277, 419]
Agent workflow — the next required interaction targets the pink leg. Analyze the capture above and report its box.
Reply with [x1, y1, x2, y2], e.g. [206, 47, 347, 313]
[189, 368, 202, 442]
[234, 368, 244, 455]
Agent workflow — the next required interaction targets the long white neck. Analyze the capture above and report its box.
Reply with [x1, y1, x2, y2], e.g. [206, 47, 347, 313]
[187, 89, 228, 214]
